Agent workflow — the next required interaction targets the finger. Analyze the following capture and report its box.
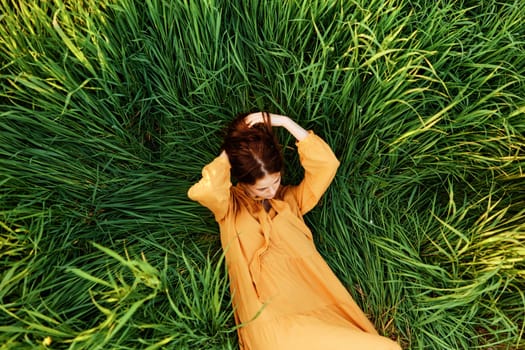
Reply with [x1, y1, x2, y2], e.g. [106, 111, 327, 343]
[244, 116, 253, 127]
[245, 113, 262, 127]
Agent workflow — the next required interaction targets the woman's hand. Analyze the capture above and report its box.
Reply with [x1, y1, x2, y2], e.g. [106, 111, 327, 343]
[244, 112, 289, 128]
[245, 112, 309, 141]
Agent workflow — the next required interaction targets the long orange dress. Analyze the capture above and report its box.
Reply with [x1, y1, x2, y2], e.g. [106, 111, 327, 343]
[188, 131, 401, 350]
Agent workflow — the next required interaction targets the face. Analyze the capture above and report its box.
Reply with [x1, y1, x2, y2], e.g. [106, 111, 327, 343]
[245, 172, 281, 200]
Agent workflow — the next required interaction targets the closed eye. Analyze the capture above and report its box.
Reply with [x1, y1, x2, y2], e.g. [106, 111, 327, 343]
[257, 177, 281, 191]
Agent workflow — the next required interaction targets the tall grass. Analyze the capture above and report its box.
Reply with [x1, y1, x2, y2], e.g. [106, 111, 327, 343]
[1, 0, 524, 348]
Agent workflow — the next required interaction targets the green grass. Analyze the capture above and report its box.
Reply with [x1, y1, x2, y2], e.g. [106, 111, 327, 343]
[1, 0, 524, 348]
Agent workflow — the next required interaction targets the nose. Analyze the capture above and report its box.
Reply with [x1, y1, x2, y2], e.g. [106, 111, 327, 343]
[267, 184, 278, 198]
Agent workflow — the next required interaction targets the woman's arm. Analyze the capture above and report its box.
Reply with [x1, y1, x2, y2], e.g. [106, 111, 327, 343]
[290, 133, 340, 214]
[187, 151, 232, 221]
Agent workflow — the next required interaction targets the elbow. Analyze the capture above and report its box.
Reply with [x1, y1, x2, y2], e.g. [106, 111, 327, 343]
[187, 183, 198, 201]
[330, 155, 341, 173]
[334, 157, 341, 169]
[327, 156, 341, 181]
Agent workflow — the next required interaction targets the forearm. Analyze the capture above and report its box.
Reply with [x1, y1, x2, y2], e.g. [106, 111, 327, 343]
[269, 113, 309, 141]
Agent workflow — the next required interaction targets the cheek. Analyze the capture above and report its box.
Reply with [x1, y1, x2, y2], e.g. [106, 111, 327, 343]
[248, 187, 264, 197]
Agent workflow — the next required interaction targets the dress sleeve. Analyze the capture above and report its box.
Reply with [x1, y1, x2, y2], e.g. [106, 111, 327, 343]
[288, 131, 340, 215]
[187, 154, 231, 221]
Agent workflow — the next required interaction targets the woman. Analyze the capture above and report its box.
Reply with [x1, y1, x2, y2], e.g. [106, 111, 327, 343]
[188, 112, 401, 350]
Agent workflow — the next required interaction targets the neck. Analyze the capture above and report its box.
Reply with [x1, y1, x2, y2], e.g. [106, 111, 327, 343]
[262, 199, 271, 212]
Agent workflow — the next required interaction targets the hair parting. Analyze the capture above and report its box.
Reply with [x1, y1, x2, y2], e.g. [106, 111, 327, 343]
[222, 112, 283, 185]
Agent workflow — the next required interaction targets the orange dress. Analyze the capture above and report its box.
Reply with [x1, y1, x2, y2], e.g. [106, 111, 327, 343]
[188, 132, 401, 350]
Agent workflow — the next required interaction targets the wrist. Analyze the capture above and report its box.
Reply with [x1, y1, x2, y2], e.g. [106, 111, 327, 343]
[277, 116, 308, 141]
[269, 113, 289, 127]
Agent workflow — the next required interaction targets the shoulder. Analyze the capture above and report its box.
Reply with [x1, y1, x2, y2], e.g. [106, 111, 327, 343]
[277, 185, 299, 207]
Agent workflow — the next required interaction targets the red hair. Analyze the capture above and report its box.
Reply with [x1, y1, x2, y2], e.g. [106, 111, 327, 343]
[222, 112, 283, 185]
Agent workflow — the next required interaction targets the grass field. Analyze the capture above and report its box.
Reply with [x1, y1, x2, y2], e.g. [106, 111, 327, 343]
[1, 0, 524, 349]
